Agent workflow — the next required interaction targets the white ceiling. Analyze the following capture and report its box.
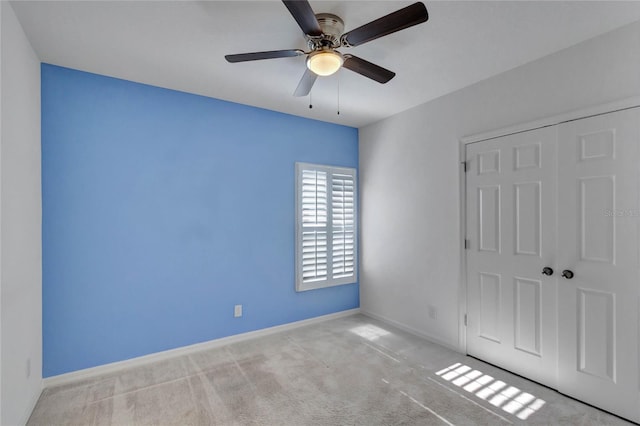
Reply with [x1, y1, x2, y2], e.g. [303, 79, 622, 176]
[10, 0, 640, 128]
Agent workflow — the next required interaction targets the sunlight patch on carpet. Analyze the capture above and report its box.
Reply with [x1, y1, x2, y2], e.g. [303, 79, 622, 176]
[435, 363, 546, 420]
[349, 324, 390, 341]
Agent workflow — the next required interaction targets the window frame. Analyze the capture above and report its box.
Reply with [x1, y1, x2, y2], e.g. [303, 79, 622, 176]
[295, 162, 358, 292]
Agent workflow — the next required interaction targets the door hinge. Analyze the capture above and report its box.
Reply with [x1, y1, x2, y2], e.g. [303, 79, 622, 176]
[464, 314, 468, 326]
[461, 161, 468, 173]
[464, 239, 470, 249]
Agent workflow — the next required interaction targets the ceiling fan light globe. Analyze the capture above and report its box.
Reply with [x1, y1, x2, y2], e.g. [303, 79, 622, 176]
[306, 51, 343, 76]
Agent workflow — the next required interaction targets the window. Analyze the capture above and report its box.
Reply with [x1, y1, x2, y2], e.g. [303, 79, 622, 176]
[295, 163, 357, 292]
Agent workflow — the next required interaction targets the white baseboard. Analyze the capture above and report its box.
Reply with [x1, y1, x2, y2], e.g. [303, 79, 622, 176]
[360, 309, 461, 353]
[43, 308, 360, 388]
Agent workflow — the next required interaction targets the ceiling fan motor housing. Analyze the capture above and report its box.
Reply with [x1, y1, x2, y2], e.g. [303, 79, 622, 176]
[308, 13, 345, 49]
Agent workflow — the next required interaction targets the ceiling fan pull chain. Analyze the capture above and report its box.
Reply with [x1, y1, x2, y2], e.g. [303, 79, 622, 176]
[337, 72, 340, 116]
[309, 91, 313, 109]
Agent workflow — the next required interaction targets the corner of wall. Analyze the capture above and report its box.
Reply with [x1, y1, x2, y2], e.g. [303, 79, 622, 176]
[1, 1, 43, 424]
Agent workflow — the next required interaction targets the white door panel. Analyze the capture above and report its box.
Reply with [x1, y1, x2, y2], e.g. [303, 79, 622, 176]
[514, 276, 542, 356]
[556, 108, 640, 422]
[466, 126, 558, 388]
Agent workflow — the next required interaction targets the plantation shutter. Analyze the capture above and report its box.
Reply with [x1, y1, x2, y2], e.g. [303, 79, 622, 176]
[296, 163, 358, 292]
[331, 173, 355, 279]
[301, 169, 328, 283]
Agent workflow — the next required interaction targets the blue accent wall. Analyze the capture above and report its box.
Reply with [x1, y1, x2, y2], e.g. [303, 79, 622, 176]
[41, 64, 359, 377]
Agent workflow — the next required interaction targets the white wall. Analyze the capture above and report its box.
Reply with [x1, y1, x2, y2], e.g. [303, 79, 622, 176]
[359, 21, 640, 349]
[1, 2, 42, 425]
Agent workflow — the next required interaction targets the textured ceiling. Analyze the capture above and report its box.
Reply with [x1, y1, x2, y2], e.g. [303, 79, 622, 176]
[11, 1, 640, 127]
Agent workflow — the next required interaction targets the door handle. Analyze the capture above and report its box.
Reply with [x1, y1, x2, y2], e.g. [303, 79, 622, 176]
[561, 270, 574, 279]
[542, 267, 554, 276]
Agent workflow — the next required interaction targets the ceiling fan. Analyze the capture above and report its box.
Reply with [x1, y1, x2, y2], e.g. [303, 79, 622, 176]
[225, 1, 429, 97]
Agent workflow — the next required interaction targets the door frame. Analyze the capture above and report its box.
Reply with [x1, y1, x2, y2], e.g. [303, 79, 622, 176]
[457, 96, 640, 354]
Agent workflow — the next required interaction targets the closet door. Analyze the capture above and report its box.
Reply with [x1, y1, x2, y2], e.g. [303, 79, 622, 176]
[556, 108, 640, 422]
[466, 126, 558, 387]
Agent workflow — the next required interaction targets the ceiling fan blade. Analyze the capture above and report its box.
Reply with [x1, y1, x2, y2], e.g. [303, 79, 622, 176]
[282, 1, 323, 37]
[225, 49, 305, 63]
[294, 68, 318, 97]
[341, 2, 428, 47]
[342, 55, 395, 84]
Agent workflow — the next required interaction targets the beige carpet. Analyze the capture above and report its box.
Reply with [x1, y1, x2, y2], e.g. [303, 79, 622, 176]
[28, 314, 632, 425]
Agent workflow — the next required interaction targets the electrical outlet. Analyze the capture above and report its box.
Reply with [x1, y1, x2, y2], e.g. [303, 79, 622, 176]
[26, 358, 31, 378]
[427, 305, 437, 320]
[234, 304, 242, 318]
